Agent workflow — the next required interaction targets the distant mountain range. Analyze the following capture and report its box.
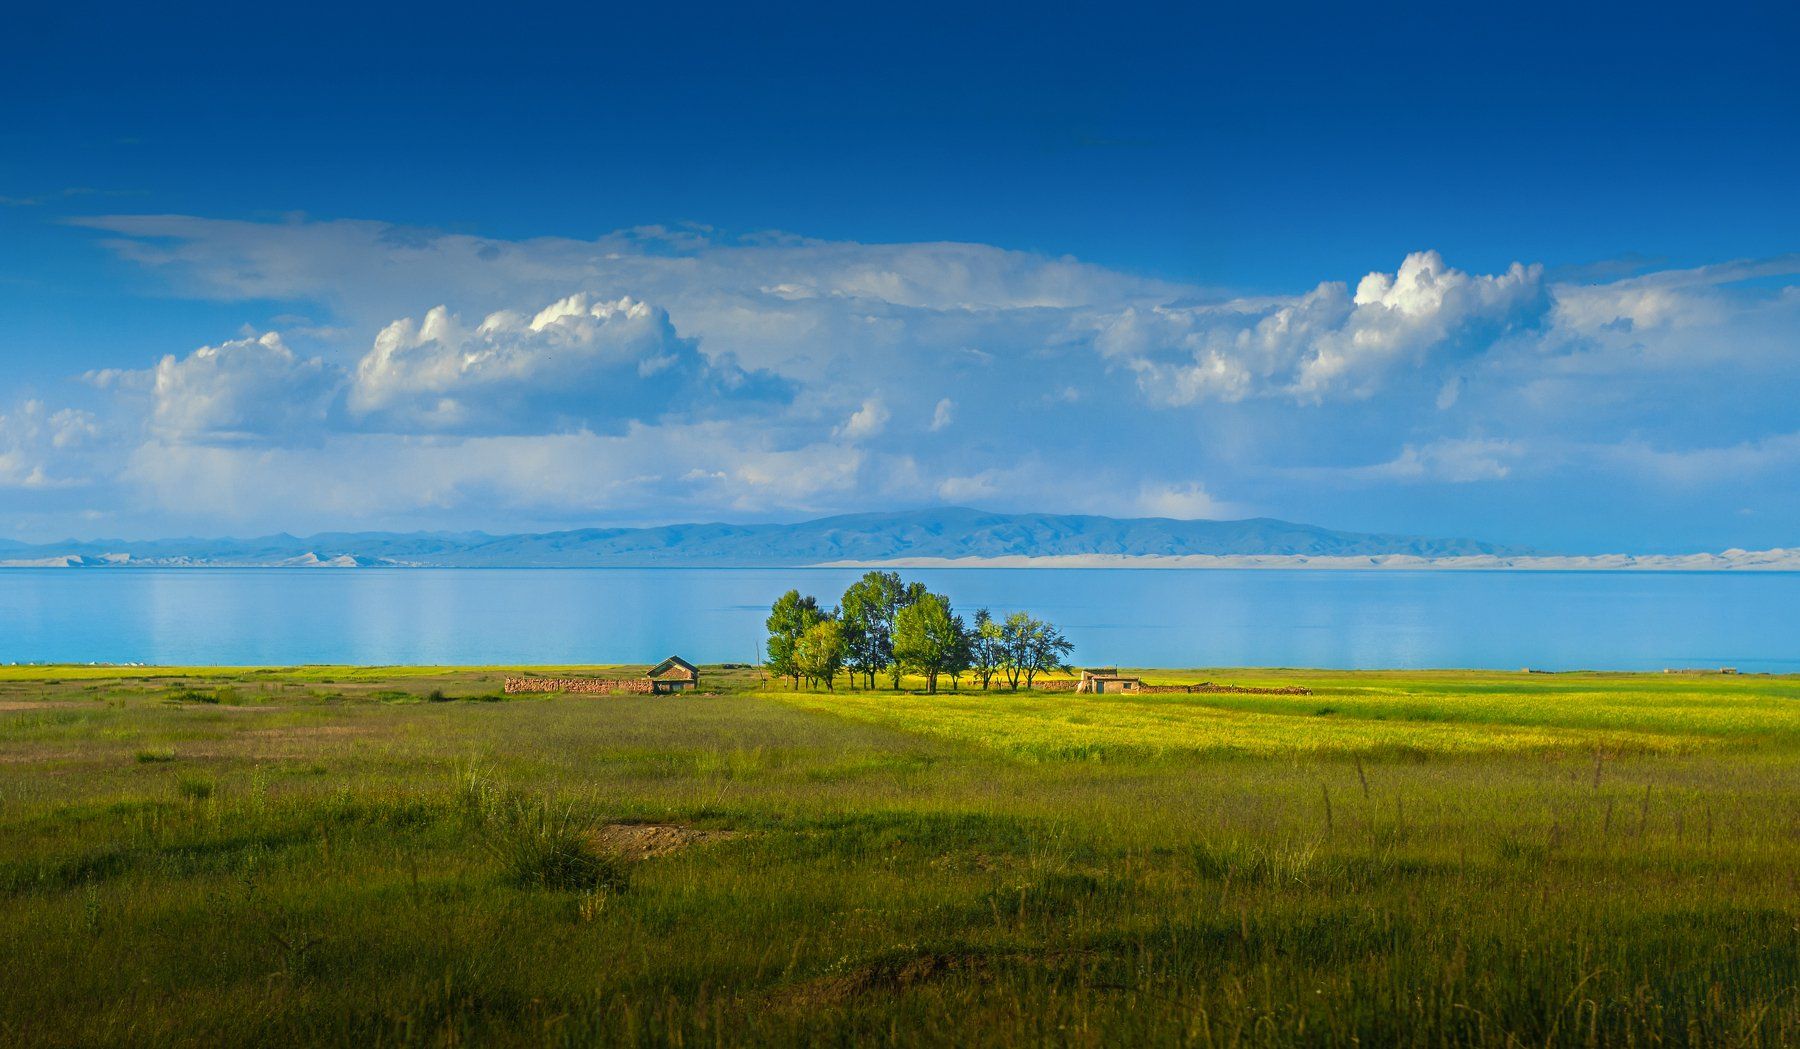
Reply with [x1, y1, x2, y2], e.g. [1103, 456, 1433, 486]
[0, 508, 1527, 567]
[1, 508, 1792, 570]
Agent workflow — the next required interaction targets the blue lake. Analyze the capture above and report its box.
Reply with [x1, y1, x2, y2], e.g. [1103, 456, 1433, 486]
[0, 568, 1795, 671]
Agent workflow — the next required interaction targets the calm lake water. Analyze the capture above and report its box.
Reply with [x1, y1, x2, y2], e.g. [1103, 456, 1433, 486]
[1, 568, 1795, 672]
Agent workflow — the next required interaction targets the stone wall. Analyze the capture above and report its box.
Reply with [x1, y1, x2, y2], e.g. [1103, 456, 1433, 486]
[979, 680, 1311, 695]
[503, 676, 654, 695]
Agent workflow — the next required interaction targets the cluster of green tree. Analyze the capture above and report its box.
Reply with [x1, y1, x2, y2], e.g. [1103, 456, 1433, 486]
[765, 571, 1073, 692]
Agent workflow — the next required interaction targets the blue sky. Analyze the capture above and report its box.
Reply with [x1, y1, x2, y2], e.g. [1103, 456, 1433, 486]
[2, 1, 1797, 551]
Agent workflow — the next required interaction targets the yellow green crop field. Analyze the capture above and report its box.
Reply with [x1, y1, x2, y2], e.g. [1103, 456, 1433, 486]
[771, 678, 1761, 758]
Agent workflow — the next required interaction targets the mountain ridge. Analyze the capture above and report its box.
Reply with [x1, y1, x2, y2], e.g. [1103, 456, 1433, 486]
[0, 507, 1527, 567]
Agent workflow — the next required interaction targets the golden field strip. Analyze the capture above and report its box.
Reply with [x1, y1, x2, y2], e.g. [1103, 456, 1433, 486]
[1, 665, 1797, 1046]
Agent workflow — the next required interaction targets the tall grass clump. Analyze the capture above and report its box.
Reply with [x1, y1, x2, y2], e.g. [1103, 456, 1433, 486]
[486, 795, 629, 892]
[1190, 839, 1321, 886]
[459, 766, 629, 893]
[175, 775, 214, 801]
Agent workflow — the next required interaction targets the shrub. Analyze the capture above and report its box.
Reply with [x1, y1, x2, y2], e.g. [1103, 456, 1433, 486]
[134, 749, 176, 763]
[165, 688, 220, 705]
[426, 689, 451, 703]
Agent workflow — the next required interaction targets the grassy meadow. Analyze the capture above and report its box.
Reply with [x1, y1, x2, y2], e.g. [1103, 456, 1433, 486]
[1, 664, 1797, 1046]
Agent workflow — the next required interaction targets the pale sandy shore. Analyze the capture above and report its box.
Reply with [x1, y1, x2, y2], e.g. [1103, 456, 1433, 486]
[6, 549, 1797, 571]
[812, 549, 1800, 571]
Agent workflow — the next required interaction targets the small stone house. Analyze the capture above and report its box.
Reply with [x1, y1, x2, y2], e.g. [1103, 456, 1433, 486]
[1076, 668, 1142, 694]
[646, 655, 700, 693]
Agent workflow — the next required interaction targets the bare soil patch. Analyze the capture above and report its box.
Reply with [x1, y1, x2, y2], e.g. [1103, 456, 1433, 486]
[588, 822, 738, 860]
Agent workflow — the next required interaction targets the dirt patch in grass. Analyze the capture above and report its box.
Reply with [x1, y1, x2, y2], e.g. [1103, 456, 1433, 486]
[0, 701, 84, 712]
[587, 822, 738, 860]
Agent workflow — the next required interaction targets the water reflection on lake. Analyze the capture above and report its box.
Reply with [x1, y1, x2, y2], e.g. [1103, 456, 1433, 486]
[1, 568, 1794, 671]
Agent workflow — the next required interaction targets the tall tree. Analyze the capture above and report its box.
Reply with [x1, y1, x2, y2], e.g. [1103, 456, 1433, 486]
[999, 611, 1033, 690]
[840, 571, 926, 689]
[765, 589, 824, 689]
[838, 572, 890, 689]
[969, 608, 1003, 690]
[794, 619, 847, 690]
[833, 610, 867, 690]
[893, 592, 968, 694]
[998, 612, 1072, 689]
[890, 579, 927, 687]
[1021, 618, 1074, 688]
[946, 611, 974, 692]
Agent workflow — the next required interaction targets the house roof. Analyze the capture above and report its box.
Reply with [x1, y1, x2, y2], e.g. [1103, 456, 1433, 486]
[647, 655, 698, 678]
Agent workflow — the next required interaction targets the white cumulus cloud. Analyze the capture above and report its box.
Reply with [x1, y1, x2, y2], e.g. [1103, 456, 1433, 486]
[1097, 251, 1545, 404]
[836, 398, 891, 441]
[350, 293, 781, 434]
[148, 332, 339, 443]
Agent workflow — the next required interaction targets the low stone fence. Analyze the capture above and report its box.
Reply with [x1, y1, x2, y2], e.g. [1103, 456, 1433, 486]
[1137, 683, 1312, 696]
[1026, 679, 1311, 695]
[503, 676, 654, 695]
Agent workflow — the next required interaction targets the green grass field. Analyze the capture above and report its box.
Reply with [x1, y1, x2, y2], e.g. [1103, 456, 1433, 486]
[2, 665, 1796, 1046]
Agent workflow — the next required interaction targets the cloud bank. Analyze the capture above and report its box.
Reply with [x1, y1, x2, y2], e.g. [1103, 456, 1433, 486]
[7, 216, 1798, 550]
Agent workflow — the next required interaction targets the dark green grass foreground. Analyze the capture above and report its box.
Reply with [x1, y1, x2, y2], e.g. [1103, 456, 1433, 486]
[1, 666, 1797, 1047]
